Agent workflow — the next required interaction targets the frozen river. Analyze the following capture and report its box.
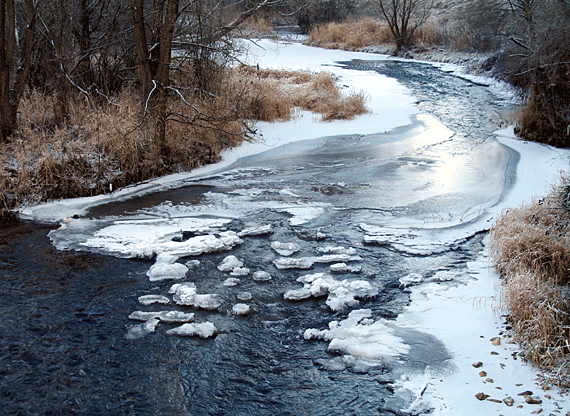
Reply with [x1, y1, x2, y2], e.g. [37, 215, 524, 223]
[5, 40, 570, 415]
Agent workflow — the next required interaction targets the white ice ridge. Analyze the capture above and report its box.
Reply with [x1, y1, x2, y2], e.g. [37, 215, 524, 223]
[273, 253, 362, 270]
[304, 309, 410, 360]
[128, 310, 195, 323]
[284, 272, 378, 311]
[138, 294, 170, 306]
[169, 283, 223, 310]
[270, 241, 301, 256]
[167, 322, 217, 338]
[147, 253, 188, 281]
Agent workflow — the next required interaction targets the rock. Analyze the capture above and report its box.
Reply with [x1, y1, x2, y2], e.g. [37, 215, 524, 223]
[485, 378, 494, 383]
[475, 393, 489, 401]
[503, 396, 514, 407]
[479, 371, 487, 377]
[491, 336, 501, 346]
[491, 351, 499, 355]
[525, 396, 542, 405]
[518, 390, 533, 396]
[530, 409, 543, 414]
[472, 361, 483, 368]
[544, 394, 551, 400]
[488, 398, 502, 403]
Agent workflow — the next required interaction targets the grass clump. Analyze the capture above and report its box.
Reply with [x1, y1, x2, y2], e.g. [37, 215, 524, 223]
[0, 65, 369, 219]
[490, 185, 570, 386]
[306, 19, 392, 51]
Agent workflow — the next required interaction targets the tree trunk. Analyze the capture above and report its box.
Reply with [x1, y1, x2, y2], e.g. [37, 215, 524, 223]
[0, 0, 35, 143]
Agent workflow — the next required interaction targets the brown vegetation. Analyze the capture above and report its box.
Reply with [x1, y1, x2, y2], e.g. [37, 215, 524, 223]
[0, 65, 368, 218]
[490, 186, 570, 386]
[307, 19, 392, 51]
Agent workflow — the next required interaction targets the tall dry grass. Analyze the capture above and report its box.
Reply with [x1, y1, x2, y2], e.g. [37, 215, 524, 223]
[490, 188, 570, 386]
[0, 64, 369, 218]
[307, 19, 392, 51]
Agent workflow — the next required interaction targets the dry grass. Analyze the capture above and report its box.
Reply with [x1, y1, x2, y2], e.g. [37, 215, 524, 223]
[306, 19, 392, 51]
[490, 187, 570, 386]
[0, 64, 369, 218]
[235, 64, 369, 122]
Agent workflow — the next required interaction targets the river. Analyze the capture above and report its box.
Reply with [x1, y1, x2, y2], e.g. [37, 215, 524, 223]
[3, 40, 570, 415]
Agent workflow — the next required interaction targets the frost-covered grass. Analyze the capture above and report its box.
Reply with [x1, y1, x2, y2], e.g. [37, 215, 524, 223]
[490, 186, 570, 386]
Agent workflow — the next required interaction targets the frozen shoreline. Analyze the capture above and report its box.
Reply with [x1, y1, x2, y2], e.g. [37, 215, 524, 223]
[19, 39, 570, 414]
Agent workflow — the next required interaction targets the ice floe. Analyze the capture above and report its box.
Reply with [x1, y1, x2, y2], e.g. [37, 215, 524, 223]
[284, 272, 378, 311]
[237, 292, 252, 301]
[128, 310, 195, 323]
[273, 253, 362, 270]
[304, 309, 409, 361]
[253, 270, 272, 281]
[126, 318, 160, 340]
[138, 294, 171, 306]
[166, 322, 217, 338]
[237, 224, 273, 237]
[169, 283, 223, 310]
[147, 253, 188, 281]
[330, 263, 362, 273]
[270, 241, 301, 256]
[232, 303, 251, 315]
[223, 278, 241, 287]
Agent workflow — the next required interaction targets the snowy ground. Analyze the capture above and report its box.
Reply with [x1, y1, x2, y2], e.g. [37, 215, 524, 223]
[20, 39, 570, 414]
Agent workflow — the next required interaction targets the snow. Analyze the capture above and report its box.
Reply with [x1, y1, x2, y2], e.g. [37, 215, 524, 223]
[166, 322, 217, 338]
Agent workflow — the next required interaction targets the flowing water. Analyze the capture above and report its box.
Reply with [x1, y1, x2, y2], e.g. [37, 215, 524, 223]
[0, 58, 517, 415]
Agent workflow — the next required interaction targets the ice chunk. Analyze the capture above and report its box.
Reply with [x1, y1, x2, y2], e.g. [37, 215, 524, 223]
[399, 273, 423, 288]
[232, 303, 251, 315]
[330, 263, 362, 273]
[238, 225, 273, 237]
[304, 309, 409, 360]
[126, 318, 160, 340]
[273, 254, 362, 270]
[185, 259, 201, 269]
[147, 253, 188, 281]
[167, 322, 217, 338]
[271, 241, 301, 256]
[253, 270, 272, 281]
[223, 277, 241, 287]
[318, 246, 358, 255]
[284, 273, 377, 311]
[230, 267, 250, 276]
[237, 291, 252, 301]
[138, 294, 170, 306]
[170, 282, 223, 310]
[218, 255, 243, 272]
[128, 310, 195, 323]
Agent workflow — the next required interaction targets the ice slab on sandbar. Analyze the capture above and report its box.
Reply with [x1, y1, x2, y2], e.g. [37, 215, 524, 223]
[304, 309, 409, 360]
[167, 322, 217, 338]
[284, 272, 378, 311]
[128, 310, 195, 323]
[271, 241, 301, 256]
[170, 283, 223, 310]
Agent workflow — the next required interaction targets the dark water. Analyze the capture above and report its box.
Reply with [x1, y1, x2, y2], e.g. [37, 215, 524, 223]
[0, 59, 514, 415]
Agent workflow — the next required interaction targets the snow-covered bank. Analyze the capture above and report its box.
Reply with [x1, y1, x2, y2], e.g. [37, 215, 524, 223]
[20, 38, 570, 414]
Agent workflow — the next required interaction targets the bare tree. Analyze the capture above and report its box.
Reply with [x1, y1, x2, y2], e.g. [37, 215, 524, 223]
[0, 0, 36, 142]
[373, 0, 434, 52]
